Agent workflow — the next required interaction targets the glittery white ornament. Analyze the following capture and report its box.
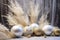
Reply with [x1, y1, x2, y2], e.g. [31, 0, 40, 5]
[29, 23, 39, 30]
[42, 25, 53, 35]
[11, 25, 23, 37]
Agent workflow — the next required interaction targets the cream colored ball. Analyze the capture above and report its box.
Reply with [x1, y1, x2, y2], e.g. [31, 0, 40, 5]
[23, 26, 33, 35]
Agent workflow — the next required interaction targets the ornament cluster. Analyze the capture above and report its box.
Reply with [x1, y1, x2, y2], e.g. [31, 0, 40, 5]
[11, 23, 60, 38]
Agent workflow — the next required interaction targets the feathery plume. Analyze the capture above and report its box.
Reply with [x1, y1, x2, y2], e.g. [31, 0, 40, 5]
[0, 23, 15, 39]
[7, 0, 30, 26]
[28, 1, 40, 24]
[5, 12, 19, 26]
[39, 11, 49, 29]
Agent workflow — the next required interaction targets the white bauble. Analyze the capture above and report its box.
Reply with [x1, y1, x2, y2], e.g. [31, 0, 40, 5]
[29, 23, 39, 30]
[11, 25, 23, 37]
[42, 25, 53, 35]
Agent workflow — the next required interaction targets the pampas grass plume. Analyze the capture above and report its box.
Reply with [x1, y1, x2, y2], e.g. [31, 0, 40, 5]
[0, 23, 15, 40]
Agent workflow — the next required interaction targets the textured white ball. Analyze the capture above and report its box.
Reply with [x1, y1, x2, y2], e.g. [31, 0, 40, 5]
[11, 25, 23, 37]
[29, 23, 39, 29]
[42, 25, 53, 35]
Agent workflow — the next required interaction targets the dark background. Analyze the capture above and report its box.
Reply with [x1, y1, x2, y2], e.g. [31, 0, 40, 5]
[0, 0, 60, 29]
